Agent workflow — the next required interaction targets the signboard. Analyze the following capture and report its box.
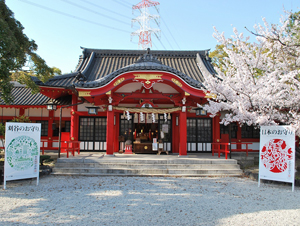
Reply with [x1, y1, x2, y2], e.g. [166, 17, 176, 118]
[162, 124, 169, 133]
[4, 123, 41, 189]
[259, 126, 295, 191]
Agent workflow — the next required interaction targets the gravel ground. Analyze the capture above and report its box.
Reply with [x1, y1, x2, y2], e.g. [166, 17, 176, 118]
[1, 176, 299, 226]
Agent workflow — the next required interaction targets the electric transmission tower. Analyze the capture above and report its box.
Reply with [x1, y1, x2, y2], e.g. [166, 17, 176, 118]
[131, 0, 161, 50]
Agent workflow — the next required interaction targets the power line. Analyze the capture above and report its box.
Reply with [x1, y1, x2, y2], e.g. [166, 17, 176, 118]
[80, 0, 132, 20]
[65, 0, 138, 29]
[61, 0, 130, 26]
[152, 41, 159, 50]
[162, 31, 174, 50]
[161, 16, 181, 50]
[157, 37, 166, 50]
[112, 0, 132, 10]
[18, 0, 130, 34]
[120, 0, 134, 7]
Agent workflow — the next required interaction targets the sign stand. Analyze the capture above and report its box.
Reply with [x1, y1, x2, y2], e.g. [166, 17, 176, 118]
[258, 126, 295, 192]
[3, 122, 41, 190]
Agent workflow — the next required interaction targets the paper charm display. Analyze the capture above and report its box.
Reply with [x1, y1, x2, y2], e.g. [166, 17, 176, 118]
[260, 139, 293, 173]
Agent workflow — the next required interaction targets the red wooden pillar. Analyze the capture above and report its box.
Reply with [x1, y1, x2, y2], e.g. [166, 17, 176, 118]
[71, 94, 78, 141]
[179, 110, 187, 156]
[172, 113, 179, 154]
[48, 110, 54, 148]
[236, 123, 242, 142]
[113, 113, 120, 153]
[213, 114, 220, 142]
[19, 108, 25, 116]
[106, 109, 114, 155]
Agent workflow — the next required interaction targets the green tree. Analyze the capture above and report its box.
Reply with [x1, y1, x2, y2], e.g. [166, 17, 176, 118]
[287, 11, 300, 42]
[11, 66, 61, 93]
[209, 44, 228, 72]
[0, 0, 54, 103]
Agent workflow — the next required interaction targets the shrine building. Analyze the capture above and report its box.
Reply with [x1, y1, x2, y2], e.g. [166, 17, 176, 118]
[0, 48, 260, 155]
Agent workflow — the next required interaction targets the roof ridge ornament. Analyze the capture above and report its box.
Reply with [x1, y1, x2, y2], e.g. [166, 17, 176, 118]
[75, 72, 87, 82]
[135, 48, 162, 64]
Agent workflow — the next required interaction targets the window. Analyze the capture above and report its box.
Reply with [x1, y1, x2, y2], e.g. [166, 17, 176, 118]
[187, 119, 197, 142]
[241, 125, 260, 138]
[220, 123, 238, 139]
[120, 115, 133, 141]
[187, 118, 212, 152]
[159, 115, 172, 142]
[65, 121, 71, 132]
[52, 121, 71, 136]
[197, 118, 212, 142]
[36, 120, 48, 136]
[79, 117, 107, 142]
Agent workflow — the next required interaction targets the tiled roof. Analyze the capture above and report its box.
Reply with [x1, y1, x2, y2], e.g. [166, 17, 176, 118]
[0, 85, 50, 106]
[41, 48, 216, 89]
[46, 95, 72, 106]
[0, 82, 72, 106]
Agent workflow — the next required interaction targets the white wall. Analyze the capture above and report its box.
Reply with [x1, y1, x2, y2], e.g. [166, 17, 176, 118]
[54, 108, 71, 117]
[24, 108, 49, 117]
[2, 108, 19, 117]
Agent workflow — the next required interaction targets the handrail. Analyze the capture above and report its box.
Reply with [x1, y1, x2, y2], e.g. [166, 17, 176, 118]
[64, 140, 81, 158]
[231, 142, 253, 156]
[40, 139, 59, 155]
[211, 142, 230, 159]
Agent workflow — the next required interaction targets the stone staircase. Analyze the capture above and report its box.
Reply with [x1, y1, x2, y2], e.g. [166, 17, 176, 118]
[52, 155, 242, 177]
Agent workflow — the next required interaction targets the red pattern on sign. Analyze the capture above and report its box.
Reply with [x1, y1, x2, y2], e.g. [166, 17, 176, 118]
[261, 139, 293, 173]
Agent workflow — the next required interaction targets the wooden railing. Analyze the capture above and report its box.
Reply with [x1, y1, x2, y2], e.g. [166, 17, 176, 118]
[41, 140, 81, 158]
[211, 143, 230, 159]
[40, 139, 59, 155]
[231, 142, 253, 156]
[62, 141, 81, 158]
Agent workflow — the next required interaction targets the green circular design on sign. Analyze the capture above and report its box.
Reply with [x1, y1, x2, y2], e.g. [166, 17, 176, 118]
[6, 135, 38, 171]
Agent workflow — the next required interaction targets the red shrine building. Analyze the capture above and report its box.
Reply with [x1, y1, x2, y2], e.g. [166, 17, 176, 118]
[0, 48, 260, 155]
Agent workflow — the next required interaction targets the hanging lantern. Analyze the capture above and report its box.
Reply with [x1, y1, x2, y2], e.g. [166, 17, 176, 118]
[46, 102, 57, 111]
[86, 106, 100, 115]
[195, 106, 207, 116]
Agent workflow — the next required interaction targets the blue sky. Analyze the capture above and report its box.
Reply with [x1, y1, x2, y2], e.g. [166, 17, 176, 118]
[6, 0, 300, 74]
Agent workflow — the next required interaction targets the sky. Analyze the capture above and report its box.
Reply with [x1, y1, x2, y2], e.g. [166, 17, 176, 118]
[5, 0, 300, 74]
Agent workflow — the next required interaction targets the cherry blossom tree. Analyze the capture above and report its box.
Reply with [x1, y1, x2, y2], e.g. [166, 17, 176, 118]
[203, 11, 300, 135]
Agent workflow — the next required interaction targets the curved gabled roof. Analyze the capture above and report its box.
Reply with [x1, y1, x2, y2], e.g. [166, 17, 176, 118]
[40, 48, 216, 89]
[75, 50, 205, 89]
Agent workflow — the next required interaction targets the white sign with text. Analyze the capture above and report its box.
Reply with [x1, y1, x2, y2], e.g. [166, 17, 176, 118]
[4, 122, 41, 189]
[259, 126, 295, 191]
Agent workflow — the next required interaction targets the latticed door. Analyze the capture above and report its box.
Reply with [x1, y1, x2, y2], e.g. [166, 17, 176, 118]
[119, 114, 133, 151]
[187, 118, 212, 152]
[158, 114, 172, 152]
[79, 117, 107, 151]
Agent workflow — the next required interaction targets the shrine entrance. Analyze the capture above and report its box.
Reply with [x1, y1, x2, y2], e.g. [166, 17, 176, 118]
[119, 114, 172, 154]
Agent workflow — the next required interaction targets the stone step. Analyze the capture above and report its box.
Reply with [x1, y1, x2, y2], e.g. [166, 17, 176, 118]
[53, 155, 243, 177]
[52, 168, 242, 176]
[54, 162, 241, 170]
[56, 158, 238, 165]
